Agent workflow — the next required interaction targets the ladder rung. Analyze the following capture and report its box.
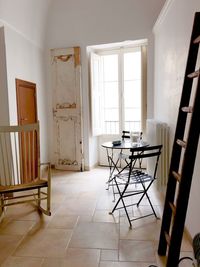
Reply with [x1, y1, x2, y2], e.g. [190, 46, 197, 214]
[194, 35, 200, 43]
[172, 171, 181, 182]
[181, 106, 193, 113]
[176, 139, 187, 148]
[169, 202, 176, 215]
[165, 232, 171, 246]
[187, 70, 199, 78]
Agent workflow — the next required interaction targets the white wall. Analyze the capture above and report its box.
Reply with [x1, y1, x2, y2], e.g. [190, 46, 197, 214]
[0, 27, 9, 125]
[0, 0, 51, 162]
[46, 0, 166, 169]
[153, 0, 200, 237]
[3, 26, 49, 161]
[0, 0, 51, 48]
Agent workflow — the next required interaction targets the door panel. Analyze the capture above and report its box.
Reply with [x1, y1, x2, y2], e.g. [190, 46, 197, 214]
[16, 79, 37, 125]
[16, 79, 38, 180]
[51, 47, 84, 171]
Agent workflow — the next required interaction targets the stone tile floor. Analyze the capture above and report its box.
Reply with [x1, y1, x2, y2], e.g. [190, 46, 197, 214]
[0, 167, 193, 266]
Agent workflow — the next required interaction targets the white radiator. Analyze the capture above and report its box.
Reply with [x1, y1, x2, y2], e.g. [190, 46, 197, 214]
[146, 119, 170, 191]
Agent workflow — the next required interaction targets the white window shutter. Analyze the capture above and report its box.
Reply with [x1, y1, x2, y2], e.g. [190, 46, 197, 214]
[90, 52, 103, 136]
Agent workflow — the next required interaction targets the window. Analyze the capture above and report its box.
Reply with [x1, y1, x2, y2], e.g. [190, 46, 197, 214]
[90, 41, 147, 136]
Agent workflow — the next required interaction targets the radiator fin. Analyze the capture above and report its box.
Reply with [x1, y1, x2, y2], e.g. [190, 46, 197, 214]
[146, 119, 170, 191]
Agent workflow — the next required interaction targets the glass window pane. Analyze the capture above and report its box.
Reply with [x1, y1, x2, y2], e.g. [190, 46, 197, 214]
[124, 51, 141, 80]
[124, 80, 141, 108]
[103, 55, 118, 82]
[102, 57, 119, 134]
[125, 108, 141, 121]
[104, 121, 119, 134]
[123, 48, 142, 133]
[104, 82, 118, 108]
[125, 121, 141, 132]
[104, 107, 119, 134]
[105, 108, 119, 121]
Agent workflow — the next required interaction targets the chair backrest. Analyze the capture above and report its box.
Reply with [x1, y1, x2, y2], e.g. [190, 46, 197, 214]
[122, 131, 143, 140]
[122, 131, 143, 142]
[129, 145, 162, 178]
[0, 122, 40, 186]
[121, 131, 130, 140]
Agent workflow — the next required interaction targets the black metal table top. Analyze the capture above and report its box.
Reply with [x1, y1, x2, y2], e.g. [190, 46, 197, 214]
[101, 140, 148, 150]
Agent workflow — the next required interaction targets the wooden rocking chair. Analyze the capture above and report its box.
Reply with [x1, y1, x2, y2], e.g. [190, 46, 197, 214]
[0, 122, 51, 216]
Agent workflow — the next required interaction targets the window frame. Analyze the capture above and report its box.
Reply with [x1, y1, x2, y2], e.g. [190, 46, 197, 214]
[90, 42, 147, 136]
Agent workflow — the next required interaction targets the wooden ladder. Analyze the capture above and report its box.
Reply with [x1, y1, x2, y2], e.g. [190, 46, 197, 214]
[157, 12, 200, 267]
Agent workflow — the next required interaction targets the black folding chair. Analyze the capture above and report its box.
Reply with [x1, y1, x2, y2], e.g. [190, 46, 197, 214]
[109, 145, 162, 228]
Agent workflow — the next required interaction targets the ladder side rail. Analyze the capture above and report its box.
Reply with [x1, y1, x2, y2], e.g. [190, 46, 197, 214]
[158, 11, 200, 255]
[167, 75, 200, 267]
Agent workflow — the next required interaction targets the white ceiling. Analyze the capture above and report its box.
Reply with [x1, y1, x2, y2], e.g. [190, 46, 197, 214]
[0, 0, 166, 48]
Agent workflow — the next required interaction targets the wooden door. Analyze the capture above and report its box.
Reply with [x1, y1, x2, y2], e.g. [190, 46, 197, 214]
[16, 79, 37, 125]
[51, 47, 84, 171]
[16, 79, 38, 180]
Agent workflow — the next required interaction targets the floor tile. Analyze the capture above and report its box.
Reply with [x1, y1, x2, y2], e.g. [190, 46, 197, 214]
[1, 256, 43, 267]
[42, 248, 100, 267]
[120, 218, 161, 241]
[0, 220, 36, 235]
[56, 198, 96, 216]
[0, 235, 23, 265]
[100, 249, 118, 261]
[69, 222, 119, 249]
[93, 210, 119, 223]
[47, 215, 78, 229]
[99, 261, 144, 267]
[119, 240, 156, 262]
[13, 228, 73, 258]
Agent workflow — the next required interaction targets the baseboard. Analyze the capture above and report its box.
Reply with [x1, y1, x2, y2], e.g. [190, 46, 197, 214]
[84, 163, 99, 171]
[184, 226, 193, 244]
[51, 163, 99, 171]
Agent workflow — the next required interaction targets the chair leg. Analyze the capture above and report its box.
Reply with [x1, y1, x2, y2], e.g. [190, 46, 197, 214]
[0, 195, 4, 214]
[37, 187, 51, 216]
[47, 182, 51, 215]
[37, 188, 41, 207]
[137, 181, 158, 219]
[109, 180, 132, 228]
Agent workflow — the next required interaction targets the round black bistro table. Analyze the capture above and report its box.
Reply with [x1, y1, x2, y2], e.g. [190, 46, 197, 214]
[101, 140, 149, 187]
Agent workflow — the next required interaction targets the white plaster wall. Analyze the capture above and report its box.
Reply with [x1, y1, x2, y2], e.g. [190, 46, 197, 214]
[0, 0, 52, 48]
[0, 27, 9, 125]
[0, 0, 52, 162]
[153, 0, 200, 237]
[2, 25, 49, 162]
[46, 0, 166, 169]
